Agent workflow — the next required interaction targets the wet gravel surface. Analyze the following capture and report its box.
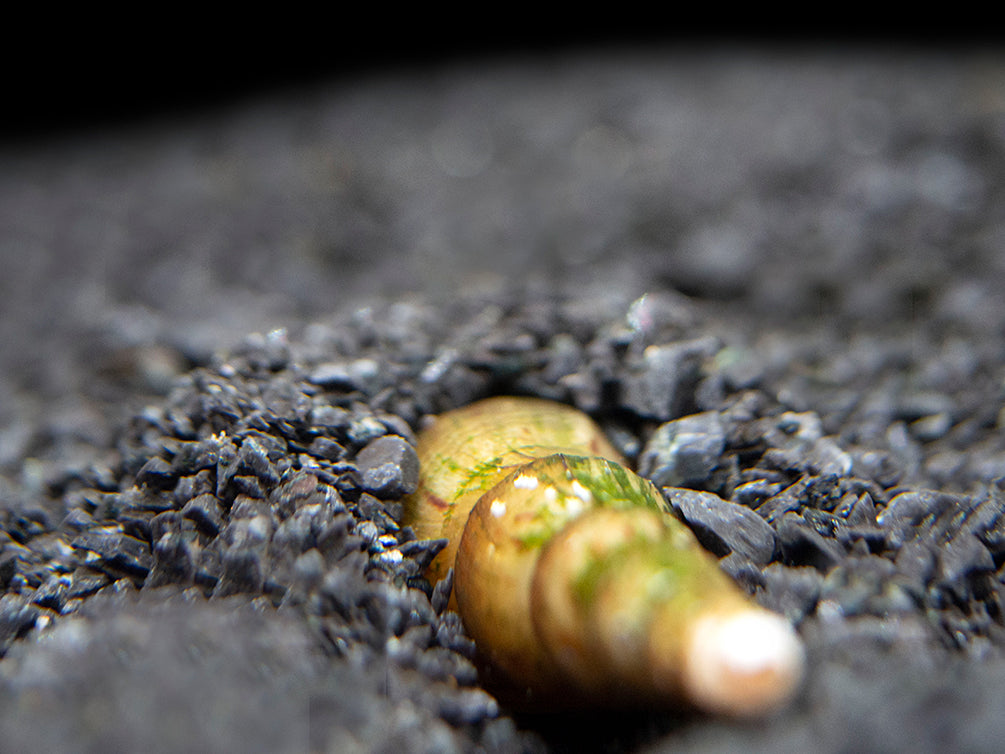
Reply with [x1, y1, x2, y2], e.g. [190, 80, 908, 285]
[3, 49, 1005, 753]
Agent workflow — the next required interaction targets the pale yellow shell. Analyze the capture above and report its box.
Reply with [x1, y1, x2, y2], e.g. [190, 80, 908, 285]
[403, 396, 624, 591]
[403, 396, 805, 715]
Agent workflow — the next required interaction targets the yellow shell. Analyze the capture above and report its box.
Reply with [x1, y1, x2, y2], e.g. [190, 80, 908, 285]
[403, 396, 804, 716]
[403, 396, 624, 591]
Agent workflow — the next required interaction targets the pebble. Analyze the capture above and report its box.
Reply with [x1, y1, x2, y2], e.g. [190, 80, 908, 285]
[213, 547, 265, 598]
[762, 411, 853, 476]
[146, 530, 197, 588]
[430, 569, 454, 615]
[878, 488, 964, 549]
[733, 478, 786, 508]
[818, 555, 915, 618]
[307, 437, 343, 461]
[760, 563, 822, 624]
[936, 533, 995, 599]
[31, 573, 72, 612]
[437, 687, 500, 726]
[621, 337, 720, 420]
[840, 492, 879, 528]
[308, 359, 380, 392]
[71, 528, 152, 580]
[638, 411, 726, 488]
[134, 456, 178, 490]
[0, 549, 17, 589]
[893, 538, 937, 601]
[355, 435, 420, 499]
[755, 478, 813, 523]
[181, 493, 224, 536]
[776, 513, 848, 572]
[0, 593, 40, 654]
[347, 415, 388, 446]
[4, 284, 1004, 752]
[664, 487, 776, 564]
[718, 552, 766, 592]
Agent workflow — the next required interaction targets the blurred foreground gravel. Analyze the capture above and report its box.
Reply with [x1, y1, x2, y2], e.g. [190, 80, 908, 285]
[2, 49, 1005, 753]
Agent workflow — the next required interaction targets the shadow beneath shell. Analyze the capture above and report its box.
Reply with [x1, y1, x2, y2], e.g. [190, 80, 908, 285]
[511, 707, 691, 754]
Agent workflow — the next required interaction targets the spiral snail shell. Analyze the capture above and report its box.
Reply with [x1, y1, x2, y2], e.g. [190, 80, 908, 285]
[403, 396, 804, 716]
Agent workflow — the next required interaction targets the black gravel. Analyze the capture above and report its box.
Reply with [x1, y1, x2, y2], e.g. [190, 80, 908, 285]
[3, 49, 1005, 753]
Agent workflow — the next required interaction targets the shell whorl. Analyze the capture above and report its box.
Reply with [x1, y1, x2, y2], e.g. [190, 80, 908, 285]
[403, 396, 804, 716]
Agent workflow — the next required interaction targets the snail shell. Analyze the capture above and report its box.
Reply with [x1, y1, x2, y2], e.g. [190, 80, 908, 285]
[404, 396, 804, 716]
[404, 396, 625, 591]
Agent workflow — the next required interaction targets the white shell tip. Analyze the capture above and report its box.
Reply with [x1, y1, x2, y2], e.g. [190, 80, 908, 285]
[683, 610, 805, 717]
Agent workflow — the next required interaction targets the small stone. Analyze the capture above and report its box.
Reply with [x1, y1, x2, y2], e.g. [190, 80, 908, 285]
[621, 337, 720, 421]
[542, 333, 584, 383]
[66, 571, 108, 600]
[910, 412, 953, 442]
[292, 548, 325, 590]
[168, 440, 219, 476]
[665, 487, 776, 564]
[893, 538, 937, 601]
[309, 359, 380, 391]
[348, 415, 388, 446]
[762, 411, 853, 477]
[231, 475, 266, 500]
[356, 436, 419, 499]
[31, 574, 72, 611]
[755, 478, 812, 523]
[308, 437, 344, 461]
[310, 405, 352, 431]
[842, 492, 879, 528]
[639, 411, 726, 488]
[718, 552, 765, 592]
[936, 533, 995, 597]
[959, 481, 1005, 540]
[759, 564, 822, 624]
[145, 530, 198, 588]
[222, 507, 274, 544]
[173, 469, 215, 507]
[431, 569, 454, 615]
[181, 493, 224, 537]
[436, 687, 500, 726]
[212, 547, 265, 598]
[270, 507, 319, 555]
[315, 514, 353, 562]
[878, 489, 963, 549]
[978, 510, 1005, 565]
[851, 448, 904, 489]
[435, 611, 475, 658]
[835, 521, 886, 554]
[399, 538, 448, 574]
[354, 521, 380, 547]
[239, 438, 278, 485]
[135, 457, 178, 490]
[71, 528, 152, 579]
[733, 478, 785, 508]
[215, 438, 240, 498]
[558, 371, 603, 413]
[0, 549, 18, 589]
[0, 593, 39, 653]
[777, 513, 847, 572]
[60, 508, 95, 532]
[818, 555, 912, 618]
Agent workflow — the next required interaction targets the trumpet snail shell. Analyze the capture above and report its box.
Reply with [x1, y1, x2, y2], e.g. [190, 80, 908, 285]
[404, 396, 804, 717]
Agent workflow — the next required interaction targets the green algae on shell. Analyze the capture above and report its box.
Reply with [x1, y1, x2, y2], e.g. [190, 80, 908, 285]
[403, 396, 624, 589]
[403, 396, 805, 716]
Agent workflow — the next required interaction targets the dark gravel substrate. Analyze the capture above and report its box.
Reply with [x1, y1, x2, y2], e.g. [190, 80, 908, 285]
[3, 49, 1005, 753]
